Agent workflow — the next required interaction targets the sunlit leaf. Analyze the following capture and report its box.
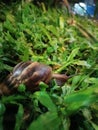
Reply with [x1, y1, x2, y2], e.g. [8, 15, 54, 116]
[67, 47, 79, 62]
[59, 16, 64, 29]
[90, 121, 98, 130]
[74, 60, 91, 68]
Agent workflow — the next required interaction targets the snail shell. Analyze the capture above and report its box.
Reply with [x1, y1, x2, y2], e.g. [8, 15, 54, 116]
[0, 61, 52, 95]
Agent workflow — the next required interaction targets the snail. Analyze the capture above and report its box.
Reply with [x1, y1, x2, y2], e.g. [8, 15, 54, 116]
[0, 61, 71, 95]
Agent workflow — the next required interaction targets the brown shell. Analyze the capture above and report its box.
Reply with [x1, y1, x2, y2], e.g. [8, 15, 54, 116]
[1, 61, 52, 94]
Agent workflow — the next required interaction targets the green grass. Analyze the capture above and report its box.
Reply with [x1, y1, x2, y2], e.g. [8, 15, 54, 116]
[0, 1, 98, 130]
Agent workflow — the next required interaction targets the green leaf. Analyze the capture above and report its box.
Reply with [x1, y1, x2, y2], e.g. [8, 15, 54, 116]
[39, 24, 52, 41]
[1, 95, 26, 103]
[14, 104, 24, 130]
[64, 85, 98, 116]
[31, 91, 57, 112]
[71, 75, 82, 87]
[90, 121, 98, 130]
[0, 103, 6, 116]
[84, 77, 98, 84]
[0, 103, 6, 130]
[39, 82, 48, 91]
[74, 60, 91, 68]
[59, 16, 64, 29]
[28, 112, 61, 130]
[55, 48, 80, 73]
[46, 25, 59, 37]
[18, 84, 26, 93]
[67, 47, 79, 62]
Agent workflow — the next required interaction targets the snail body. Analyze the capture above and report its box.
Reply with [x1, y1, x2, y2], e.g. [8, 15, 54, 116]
[0, 61, 70, 95]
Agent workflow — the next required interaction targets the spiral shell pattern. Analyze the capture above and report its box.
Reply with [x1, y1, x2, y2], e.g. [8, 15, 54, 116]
[3, 61, 52, 94]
